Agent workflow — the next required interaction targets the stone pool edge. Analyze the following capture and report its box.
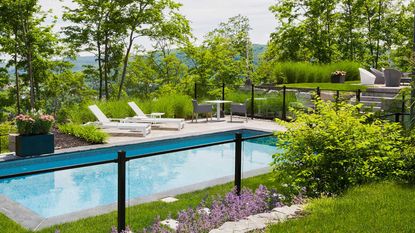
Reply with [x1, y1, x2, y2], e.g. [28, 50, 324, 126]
[0, 167, 271, 230]
[0, 126, 275, 163]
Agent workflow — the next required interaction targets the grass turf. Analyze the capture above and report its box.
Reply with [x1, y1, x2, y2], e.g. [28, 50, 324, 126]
[278, 81, 367, 91]
[267, 182, 415, 233]
[0, 173, 274, 233]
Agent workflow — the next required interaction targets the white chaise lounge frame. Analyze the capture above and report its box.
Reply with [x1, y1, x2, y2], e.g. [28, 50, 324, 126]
[359, 68, 376, 85]
[88, 105, 151, 136]
[125, 102, 185, 130]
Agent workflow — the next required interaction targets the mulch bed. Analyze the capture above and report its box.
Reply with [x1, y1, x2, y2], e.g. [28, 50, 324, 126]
[52, 128, 92, 150]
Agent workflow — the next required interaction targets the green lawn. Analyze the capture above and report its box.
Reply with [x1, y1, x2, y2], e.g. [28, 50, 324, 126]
[278, 81, 367, 91]
[1, 173, 275, 233]
[267, 182, 415, 233]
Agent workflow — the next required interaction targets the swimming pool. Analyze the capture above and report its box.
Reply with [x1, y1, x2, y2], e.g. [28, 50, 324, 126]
[0, 130, 277, 218]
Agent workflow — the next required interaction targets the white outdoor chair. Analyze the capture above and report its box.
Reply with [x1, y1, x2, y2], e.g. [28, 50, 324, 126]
[359, 68, 376, 85]
[88, 105, 151, 136]
[125, 102, 185, 130]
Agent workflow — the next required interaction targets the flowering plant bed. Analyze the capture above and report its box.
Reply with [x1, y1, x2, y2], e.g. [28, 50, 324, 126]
[110, 185, 304, 233]
[16, 113, 54, 135]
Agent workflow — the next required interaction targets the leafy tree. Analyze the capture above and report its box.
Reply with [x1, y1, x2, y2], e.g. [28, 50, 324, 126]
[266, 0, 414, 70]
[0, 0, 61, 111]
[63, 0, 125, 100]
[117, 0, 190, 99]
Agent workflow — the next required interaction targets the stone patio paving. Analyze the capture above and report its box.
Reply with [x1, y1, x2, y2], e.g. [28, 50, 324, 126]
[104, 116, 285, 145]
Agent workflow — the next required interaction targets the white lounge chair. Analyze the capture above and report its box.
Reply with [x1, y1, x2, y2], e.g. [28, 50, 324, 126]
[126, 102, 185, 130]
[359, 68, 376, 85]
[88, 105, 151, 136]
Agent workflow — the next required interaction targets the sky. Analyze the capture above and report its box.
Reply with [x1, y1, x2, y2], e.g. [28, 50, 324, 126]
[39, 0, 276, 52]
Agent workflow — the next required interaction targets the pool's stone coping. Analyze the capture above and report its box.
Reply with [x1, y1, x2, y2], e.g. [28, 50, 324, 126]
[0, 125, 274, 163]
[0, 167, 271, 230]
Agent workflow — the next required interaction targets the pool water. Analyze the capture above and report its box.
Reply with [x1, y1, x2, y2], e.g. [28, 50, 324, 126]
[0, 130, 277, 218]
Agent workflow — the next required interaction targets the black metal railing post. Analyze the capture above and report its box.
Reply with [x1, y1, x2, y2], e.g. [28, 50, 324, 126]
[234, 133, 242, 196]
[395, 113, 400, 123]
[356, 89, 361, 102]
[402, 92, 406, 123]
[282, 86, 287, 121]
[117, 151, 127, 232]
[316, 87, 321, 98]
[194, 83, 197, 100]
[222, 83, 225, 112]
[336, 90, 340, 102]
[251, 84, 254, 119]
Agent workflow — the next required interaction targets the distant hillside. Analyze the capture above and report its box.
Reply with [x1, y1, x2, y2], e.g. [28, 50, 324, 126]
[71, 44, 266, 71]
[2, 44, 267, 73]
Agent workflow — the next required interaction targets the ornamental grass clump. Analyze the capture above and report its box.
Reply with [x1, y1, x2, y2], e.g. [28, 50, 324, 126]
[15, 112, 54, 135]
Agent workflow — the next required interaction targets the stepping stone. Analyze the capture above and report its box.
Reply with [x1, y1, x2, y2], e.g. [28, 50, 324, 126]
[160, 219, 179, 231]
[273, 204, 301, 216]
[160, 197, 178, 203]
[197, 207, 211, 215]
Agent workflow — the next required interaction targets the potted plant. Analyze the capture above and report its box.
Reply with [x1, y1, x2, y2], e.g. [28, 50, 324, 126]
[330, 70, 347, 83]
[10, 112, 55, 157]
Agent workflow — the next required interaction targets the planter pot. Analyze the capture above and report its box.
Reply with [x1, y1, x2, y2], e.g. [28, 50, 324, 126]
[331, 75, 346, 83]
[11, 133, 54, 157]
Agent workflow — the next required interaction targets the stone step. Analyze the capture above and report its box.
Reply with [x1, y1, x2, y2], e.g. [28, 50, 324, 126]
[366, 86, 403, 93]
[359, 96, 394, 102]
[361, 92, 397, 98]
[359, 101, 382, 107]
[361, 105, 382, 112]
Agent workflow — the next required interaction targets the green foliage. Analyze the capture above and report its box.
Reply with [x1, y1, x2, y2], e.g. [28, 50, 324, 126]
[254, 61, 360, 84]
[0, 121, 15, 153]
[58, 123, 108, 144]
[272, 100, 404, 198]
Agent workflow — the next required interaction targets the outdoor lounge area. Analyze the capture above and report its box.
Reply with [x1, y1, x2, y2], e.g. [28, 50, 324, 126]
[0, 0, 415, 232]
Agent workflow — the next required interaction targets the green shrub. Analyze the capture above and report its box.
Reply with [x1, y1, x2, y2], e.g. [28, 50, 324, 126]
[58, 123, 108, 144]
[0, 122, 15, 153]
[272, 100, 404, 199]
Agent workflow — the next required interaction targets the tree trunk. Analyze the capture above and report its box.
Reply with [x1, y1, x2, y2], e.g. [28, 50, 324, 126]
[97, 40, 103, 100]
[365, 6, 375, 67]
[374, 0, 383, 68]
[410, 8, 415, 128]
[118, 30, 134, 100]
[104, 32, 109, 100]
[27, 48, 34, 110]
[14, 32, 20, 114]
